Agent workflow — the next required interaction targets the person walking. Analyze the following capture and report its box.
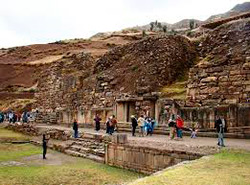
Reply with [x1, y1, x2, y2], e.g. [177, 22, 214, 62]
[42, 134, 48, 159]
[94, 114, 102, 131]
[73, 119, 78, 138]
[176, 115, 184, 139]
[168, 114, 176, 140]
[131, 115, 138, 136]
[8, 111, 14, 123]
[215, 115, 225, 147]
[137, 115, 145, 137]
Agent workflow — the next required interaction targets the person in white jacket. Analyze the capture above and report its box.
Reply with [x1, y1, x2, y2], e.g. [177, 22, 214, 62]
[137, 115, 145, 137]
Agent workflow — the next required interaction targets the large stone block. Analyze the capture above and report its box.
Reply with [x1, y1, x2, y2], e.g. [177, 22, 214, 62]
[111, 134, 128, 144]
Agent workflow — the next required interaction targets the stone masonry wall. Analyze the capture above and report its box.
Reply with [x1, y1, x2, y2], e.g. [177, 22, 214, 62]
[187, 18, 250, 106]
[106, 143, 202, 174]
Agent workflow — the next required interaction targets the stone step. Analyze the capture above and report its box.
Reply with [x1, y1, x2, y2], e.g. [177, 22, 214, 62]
[69, 145, 105, 157]
[64, 149, 104, 163]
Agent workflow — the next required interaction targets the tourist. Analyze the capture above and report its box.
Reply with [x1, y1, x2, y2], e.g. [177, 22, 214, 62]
[131, 115, 138, 136]
[215, 115, 226, 147]
[190, 123, 198, 138]
[137, 115, 145, 137]
[8, 111, 14, 123]
[176, 115, 184, 139]
[105, 117, 111, 134]
[73, 119, 78, 138]
[145, 117, 153, 136]
[0, 112, 4, 123]
[94, 114, 102, 131]
[22, 111, 29, 123]
[109, 115, 117, 135]
[42, 134, 49, 159]
[168, 114, 176, 140]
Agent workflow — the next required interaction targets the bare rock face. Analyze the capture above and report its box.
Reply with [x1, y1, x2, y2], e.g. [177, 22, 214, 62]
[187, 18, 250, 106]
[94, 35, 197, 95]
[35, 35, 197, 117]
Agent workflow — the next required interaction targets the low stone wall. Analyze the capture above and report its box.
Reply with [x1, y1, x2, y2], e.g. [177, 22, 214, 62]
[106, 142, 202, 174]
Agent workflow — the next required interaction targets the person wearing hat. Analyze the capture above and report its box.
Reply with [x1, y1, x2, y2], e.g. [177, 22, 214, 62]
[131, 115, 138, 136]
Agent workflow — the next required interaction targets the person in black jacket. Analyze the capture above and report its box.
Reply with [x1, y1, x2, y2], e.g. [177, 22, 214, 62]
[73, 119, 78, 138]
[131, 115, 138, 136]
[42, 134, 48, 159]
[214, 115, 225, 147]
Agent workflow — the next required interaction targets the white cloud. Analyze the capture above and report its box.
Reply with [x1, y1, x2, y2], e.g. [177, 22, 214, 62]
[0, 0, 247, 47]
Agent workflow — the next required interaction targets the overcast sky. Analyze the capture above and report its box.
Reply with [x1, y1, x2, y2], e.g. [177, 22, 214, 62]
[0, 0, 247, 48]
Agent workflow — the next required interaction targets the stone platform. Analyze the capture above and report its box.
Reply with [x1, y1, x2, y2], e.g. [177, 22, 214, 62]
[4, 123, 250, 174]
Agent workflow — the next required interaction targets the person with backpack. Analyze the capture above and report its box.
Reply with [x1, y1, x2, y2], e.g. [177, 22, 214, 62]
[131, 115, 138, 136]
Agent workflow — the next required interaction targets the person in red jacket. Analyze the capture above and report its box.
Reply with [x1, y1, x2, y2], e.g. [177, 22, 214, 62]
[176, 115, 184, 139]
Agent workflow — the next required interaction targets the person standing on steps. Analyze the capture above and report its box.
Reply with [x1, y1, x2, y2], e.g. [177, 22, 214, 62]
[42, 134, 49, 159]
[131, 115, 138, 136]
[73, 119, 78, 138]
[94, 114, 102, 131]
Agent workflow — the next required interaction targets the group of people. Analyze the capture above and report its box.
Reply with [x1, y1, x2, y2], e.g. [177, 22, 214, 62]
[0, 111, 31, 124]
[104, 115, 117, 135]
[131, 115, 157, 137]
[168, 114, 184, 140]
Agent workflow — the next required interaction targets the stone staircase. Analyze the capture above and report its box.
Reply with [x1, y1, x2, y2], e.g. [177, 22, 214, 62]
[65, 138, 105, 163]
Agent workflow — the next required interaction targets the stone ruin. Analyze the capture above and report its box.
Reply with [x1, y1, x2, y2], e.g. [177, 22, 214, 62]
[33, 17, 250, 138]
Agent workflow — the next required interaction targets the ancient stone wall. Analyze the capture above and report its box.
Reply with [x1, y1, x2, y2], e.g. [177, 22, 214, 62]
[106, 142, 202, 174]
[187, 18, 250, 106]
[35, 35, 197, 125]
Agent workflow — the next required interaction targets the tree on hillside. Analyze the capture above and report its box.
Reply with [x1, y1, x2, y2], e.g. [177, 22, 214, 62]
[190, 20, 195, 30]
[157, 22, 162, 29]
[150, 22, 154, 31]
[142, 30, 146, 37]
[163, 25, 167, 33]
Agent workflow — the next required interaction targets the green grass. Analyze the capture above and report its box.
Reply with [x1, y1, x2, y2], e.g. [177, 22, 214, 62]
[0, 128, 30, 141]
[161, 81, 187, 100]
[0, 143, 41, 162]
[0, 129, 143, 185]
[129, 149, 250, 185]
